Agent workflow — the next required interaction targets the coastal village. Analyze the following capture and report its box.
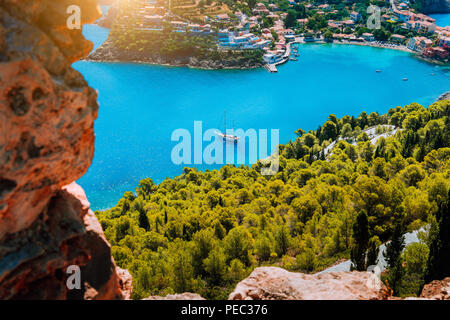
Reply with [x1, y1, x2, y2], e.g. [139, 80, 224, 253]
[102, 0, 449, 70]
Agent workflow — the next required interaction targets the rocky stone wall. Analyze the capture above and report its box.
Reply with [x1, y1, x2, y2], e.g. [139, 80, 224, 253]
[0, 0, 130, 299]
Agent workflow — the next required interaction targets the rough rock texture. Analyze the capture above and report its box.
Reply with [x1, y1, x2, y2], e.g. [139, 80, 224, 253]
[437, 91, 450, 101]
[420, 277, 450, 300]
[229, 267, 385, 300]
[0, 0, 131, 299]
[0, 183, 132, 299]
[144, 293, 205, 300]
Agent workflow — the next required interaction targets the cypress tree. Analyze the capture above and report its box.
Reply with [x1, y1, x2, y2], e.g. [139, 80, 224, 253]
[214, 220, 226, 240]
[367, 236, 380, 267]
[351, 211, 370, 271]
[424, 190, 450, 283]
[388, 257, 405, 296]
[350, 116, 357, 129]
[384, 221, 405, 269]
[384, 220, 405, 295]
[135, 198, 150, 231]
[138, 209, 150, 231]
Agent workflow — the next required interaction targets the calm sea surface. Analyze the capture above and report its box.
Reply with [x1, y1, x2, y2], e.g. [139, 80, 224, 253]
[429, 13, 450, 27]
[74, 8, 450, 210]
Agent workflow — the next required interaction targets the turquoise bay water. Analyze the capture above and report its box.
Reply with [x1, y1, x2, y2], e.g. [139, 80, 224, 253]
[430, 13, 450, 27]
[74, 24, 449, 211]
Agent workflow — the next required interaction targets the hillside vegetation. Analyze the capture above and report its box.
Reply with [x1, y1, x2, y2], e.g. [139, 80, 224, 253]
[97, 100, 450, 299]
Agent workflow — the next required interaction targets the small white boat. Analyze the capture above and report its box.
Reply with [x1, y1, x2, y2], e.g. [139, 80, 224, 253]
[403, 78, 408, 81]
[216, 111, 239, 143]
[216, 131, 239, 142]
[376, 70, 382, 73]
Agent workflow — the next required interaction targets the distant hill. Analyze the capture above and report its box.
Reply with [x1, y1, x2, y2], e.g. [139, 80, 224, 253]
[413, 0, 450, 14]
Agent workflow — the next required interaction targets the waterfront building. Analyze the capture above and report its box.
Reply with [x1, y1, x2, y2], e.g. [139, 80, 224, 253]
[253, 3, 270, 15]
[342, 20, 355, 28]
[394, 10, 413, 22]
[318, 4, 331, 11]
[438, 36, 450, 48]
[143, 14, 163, 26]
[390, 34, 406, 43]
[328, 22, 339, 29]
[235, 11, 244, 22]
[216, 13, 230, 21]
[218, 30, 232, 46]
[187, 24, 202, 33]
[170, 21, 188, 30]
[422, 46, 449, 59]
[362, 33, 375, 42]
[414, 13, 435, 23]
[268, 4, 279, 11]
[406, 20, 436, 34]
[432, 47, 449, 59]
[406, 37, 418, 50]
[279, 29, 294, 36]
[350, 11, 362, 22]
[407, 36, 433, 52]
[381, 14, 392, 22]
[285, 34, 295, 42]
[297, 17, 309, 26]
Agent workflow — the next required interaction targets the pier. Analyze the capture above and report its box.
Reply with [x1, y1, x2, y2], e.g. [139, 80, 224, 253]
[266, 64, 278, 72]
[265, 40, 300, 73]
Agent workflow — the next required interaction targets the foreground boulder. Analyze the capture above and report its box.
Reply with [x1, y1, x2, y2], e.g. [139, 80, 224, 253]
[420, 277, 450, 300]
[229, 267, 384, 300]
[0, 0, 130, 299]
[0, 183, 132, 299]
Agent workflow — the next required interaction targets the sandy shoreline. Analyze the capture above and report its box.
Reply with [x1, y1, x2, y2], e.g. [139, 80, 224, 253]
[300, 39, 448, 65]
[328, 40, 414, 54]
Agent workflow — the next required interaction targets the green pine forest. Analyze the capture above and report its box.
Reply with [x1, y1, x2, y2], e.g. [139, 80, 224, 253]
[96, 100, 450, 299]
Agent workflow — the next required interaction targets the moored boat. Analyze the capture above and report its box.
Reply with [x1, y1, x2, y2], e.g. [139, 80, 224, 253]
[216, 111, 239, 143]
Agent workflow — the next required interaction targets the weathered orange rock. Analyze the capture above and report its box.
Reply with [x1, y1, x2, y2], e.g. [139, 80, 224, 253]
[0, 0, 100, 240]
[229, 267, 385, 300]
[0, 1, 130, 299]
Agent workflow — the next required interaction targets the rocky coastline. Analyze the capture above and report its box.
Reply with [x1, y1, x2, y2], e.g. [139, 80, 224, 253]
[437, 91, 450, 101]
[96, 3, 118, 29]
[86, 41, 264, 70]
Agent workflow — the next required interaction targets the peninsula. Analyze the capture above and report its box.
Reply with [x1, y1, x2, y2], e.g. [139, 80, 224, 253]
[88, 0, 450, 69]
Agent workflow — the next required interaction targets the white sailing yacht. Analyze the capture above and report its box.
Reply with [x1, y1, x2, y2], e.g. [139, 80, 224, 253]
[216, 111, 239, 143]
